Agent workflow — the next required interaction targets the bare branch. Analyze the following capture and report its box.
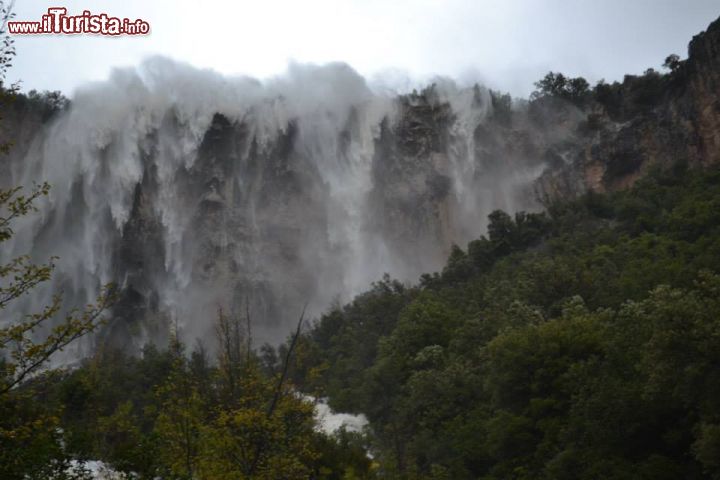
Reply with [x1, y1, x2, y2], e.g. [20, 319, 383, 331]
[247, 303, 306, 476]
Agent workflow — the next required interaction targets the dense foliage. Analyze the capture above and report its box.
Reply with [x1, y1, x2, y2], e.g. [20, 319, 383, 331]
[2, 313, 375, 479]
[0, 5, 114, 477]
[292, 163, 720, 479]
[0, 182, 114, 479]
[7, 159, 720, 480]
[2, 7, 718, 473]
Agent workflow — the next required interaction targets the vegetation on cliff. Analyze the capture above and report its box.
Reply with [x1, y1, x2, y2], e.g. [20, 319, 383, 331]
[3, 2, 720, 476]
[7, 161, 720, 479]
[291, 163, 720, 479]
[2, 123, 720, 479]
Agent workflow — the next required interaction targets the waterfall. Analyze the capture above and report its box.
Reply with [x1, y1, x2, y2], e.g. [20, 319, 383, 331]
[1, 57, 545, 351]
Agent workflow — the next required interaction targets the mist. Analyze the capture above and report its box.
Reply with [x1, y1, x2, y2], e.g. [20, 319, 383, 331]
[1, 57, 581, 354]
[8, 0, 720, 98]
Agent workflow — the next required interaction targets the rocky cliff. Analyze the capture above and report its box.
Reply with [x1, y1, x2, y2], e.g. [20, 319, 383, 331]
[537, 15, 720, 198]
[2, 15, 720, 349]
[0, 65, 550, 349]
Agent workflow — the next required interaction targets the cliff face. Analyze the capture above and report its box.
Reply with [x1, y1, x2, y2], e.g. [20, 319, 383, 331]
[0, 68, 553, 347]
[537, 15, 720, 198]
[115, 87, 555, 346]
[684, 15, 720, 165]
[2, 16, 720, 348]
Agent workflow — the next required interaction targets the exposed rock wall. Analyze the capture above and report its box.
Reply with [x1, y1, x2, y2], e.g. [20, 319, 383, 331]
[538, 15, 720, 198]
[3, 15, 720, 349]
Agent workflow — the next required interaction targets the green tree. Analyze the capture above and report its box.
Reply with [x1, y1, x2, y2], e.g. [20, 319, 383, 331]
[531, 71, 591, 107]
[197, 309, 322, 479]
[153, 333, 204, 479]
[0, 183, 114, 477]
[663, 53, 681, 72]
[0, 2, 114, 476]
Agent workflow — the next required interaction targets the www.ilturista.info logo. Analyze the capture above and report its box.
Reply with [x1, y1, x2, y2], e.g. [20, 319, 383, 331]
[7, 8, 150, 35]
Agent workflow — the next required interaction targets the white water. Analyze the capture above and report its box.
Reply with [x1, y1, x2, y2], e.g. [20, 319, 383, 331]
[2, 57, 544, 350]
[312, 397, 369, 435]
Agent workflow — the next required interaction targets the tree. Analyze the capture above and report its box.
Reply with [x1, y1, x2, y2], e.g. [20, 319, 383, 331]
[153, 333, 204, 479]
[490, 90, 513, 126]
[531, 72, 569, 100]
[197, 308, 322, 479]
[531, 71, 591, 107]
[0, 0, 17, 168]
[0, 0, 113, 396]
[215, 307, 247, 407]
[663, 53, 681, 72]
[0, 2, 114, 476]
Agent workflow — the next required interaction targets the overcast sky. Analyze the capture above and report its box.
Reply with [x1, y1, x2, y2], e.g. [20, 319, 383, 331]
[5, 0, 719, 98]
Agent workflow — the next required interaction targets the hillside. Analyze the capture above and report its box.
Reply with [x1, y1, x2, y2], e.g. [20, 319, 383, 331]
[0, 16, 719, 350]
[293, 163, 720, 479]
[3, 10, 720, 480]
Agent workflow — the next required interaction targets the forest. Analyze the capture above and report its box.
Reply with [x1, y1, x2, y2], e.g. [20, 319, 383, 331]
[290, 162, 720, 479]
[3, 161, 720, 479]
[3, 5, 720, 476]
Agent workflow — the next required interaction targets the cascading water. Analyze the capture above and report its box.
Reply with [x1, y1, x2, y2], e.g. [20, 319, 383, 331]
[0, 57, 548, 352]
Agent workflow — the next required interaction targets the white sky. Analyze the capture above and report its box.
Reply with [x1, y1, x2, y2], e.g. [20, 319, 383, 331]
[6, 0, 720, 98]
